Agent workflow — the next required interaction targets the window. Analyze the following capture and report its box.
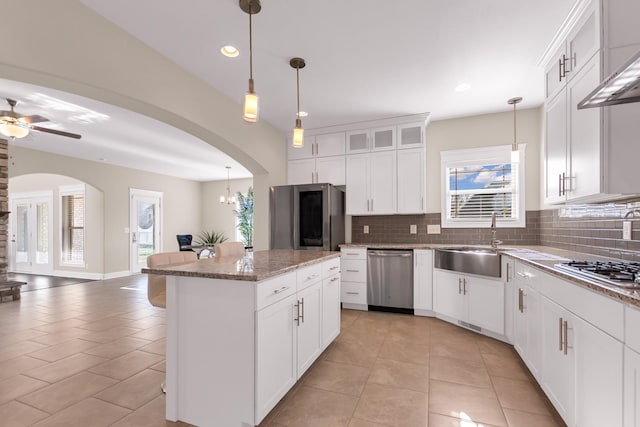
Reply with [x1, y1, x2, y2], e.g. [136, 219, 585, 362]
[60, 185, 85, 265]
[441, 145, 525, 228]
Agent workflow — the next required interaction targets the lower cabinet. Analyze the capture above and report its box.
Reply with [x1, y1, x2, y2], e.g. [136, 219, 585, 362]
[340, 248, 367, 310]
[433, 269, 504, 335]
[413, 249, 433, 315]
[296, 281, 322, 377]
[322, 273, 341, 348]
[625, 346, 640, 427]
[513, 284, 542, 378]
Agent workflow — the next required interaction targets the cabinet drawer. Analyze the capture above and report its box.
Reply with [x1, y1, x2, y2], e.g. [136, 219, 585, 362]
[341, 259, 366, 283]
[341, 247, 366, 260]
[626, 306, 640, 354]
[341, 282, 367, 304]
[322, 257, 341, 278]
[256, 272, 297, 310]
[297, 264, 322, 291]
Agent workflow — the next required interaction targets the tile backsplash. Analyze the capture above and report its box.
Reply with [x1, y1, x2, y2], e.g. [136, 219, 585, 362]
[351, 206, 640, 261]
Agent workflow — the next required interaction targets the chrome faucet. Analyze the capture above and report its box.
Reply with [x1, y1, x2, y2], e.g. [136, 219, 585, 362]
[491, 212, 503, 249]
[624, 208, 640, 218]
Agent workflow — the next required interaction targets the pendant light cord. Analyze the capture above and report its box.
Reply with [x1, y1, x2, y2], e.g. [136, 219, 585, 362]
[513, 102, 517, 148]
[249, 12, 253, 83]
[296, 66, 300, 120]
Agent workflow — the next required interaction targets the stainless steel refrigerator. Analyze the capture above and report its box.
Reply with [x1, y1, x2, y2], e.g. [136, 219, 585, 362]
[270, 183, 345, 251]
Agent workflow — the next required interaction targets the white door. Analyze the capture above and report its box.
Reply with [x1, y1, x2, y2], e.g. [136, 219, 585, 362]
[466, 276, 504, 334]
[544, 90, 568, 204]
[10, 194, 53, 274]
[433, 270, 465, 321]
[130, 189, 162, 273]
[397, 148, 425, 214]
[346, 154, 370, 215]
[296, 281, 322, 378]
[321, 274, 341, 349]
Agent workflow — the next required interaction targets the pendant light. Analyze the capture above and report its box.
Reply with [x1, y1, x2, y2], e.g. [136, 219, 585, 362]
[240, 0, 261, 123]
[290, 57, 306, 148]
[508, 97, 522, 163]
[220, 166, 237, 205]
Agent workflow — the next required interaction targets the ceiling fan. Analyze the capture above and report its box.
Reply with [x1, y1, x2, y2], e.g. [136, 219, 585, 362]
[0, 98, 82, 140]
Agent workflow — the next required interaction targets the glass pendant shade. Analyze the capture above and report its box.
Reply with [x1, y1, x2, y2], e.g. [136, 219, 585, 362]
[511, 148, 520, 164]
[292, 121, 304, 148]
[243, 90, 258, 123]
[0, 122, 29, 138]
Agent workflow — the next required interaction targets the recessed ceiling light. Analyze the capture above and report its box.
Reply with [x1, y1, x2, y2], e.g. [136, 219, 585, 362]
[455, 83, 471, 92]
[220, 45, 239, 58]
[298, 111, 308, 117]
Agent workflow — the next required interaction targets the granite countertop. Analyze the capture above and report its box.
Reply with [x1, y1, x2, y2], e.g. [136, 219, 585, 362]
[343, 242, 640, 306]
[141, 249, 340, 282]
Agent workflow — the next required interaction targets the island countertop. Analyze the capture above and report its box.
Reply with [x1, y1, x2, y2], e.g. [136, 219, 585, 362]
[141, 249, 340, 281]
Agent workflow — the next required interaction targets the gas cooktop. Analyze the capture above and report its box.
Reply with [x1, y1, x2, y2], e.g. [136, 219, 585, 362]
[555, 261, 640, 289]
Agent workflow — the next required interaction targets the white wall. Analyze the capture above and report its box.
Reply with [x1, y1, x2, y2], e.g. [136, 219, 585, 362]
[201, 178, 253, 244]
[10, 173, 105, 276]
[10, 146, 201, 275]
[0, 0, 287, 251]
[425, 107, 543, 213]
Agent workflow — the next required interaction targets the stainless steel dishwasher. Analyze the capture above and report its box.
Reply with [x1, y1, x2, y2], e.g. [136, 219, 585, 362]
[367, 249, 413, 313]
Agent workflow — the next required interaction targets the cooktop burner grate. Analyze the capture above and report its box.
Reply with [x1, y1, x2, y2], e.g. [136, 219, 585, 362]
[556, 261, 640, 289]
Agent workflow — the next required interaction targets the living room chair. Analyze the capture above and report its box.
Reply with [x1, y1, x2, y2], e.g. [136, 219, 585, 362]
[215, 241, 246, 257]
[176, 234, 194, 252]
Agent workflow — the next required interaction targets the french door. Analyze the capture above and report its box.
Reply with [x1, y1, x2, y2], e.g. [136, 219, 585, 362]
[130, 189, 163, 273]
[10, 193, 53, 274]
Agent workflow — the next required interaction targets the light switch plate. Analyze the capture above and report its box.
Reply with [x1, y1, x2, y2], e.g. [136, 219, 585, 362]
[363, 225, 369, 234]
[623, 220, 632, 240]
[427, 224, 441, 234]
[410, 224, 417, 234]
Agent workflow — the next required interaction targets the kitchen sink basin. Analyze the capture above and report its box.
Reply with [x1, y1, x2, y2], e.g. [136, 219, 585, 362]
[434, 247, 501, 278]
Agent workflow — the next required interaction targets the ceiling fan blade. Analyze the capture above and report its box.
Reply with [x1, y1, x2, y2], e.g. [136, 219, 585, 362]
[30, 125, 82, 140]
[19, 115, 49, 124]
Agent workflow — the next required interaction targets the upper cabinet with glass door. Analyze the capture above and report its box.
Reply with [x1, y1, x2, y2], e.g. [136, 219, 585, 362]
[346, 126, 396, 154]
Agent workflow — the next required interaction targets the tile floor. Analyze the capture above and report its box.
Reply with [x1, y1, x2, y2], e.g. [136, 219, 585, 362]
[0, 275, 565, 427]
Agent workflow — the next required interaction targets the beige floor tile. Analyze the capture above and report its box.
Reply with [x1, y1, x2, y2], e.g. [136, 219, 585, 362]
[139, 338, 166, 356]
[0, 340, 49, 363]
[272, 385, 358, 426]
[502, 408, 564, 427]
[482, 353, 531, 382]
[353, 382, 428, 427]
[80, 326, 142, 344]
[120, 308, 159, 320]
[430, 337, 484, 363]
[491, 377, 553, 416]
[149, 360, 166, 373]
[0, 375, 49, 406]
[323, 331, 384, 368]
[0, 356, 49, 382]
[340, 310, 361, 328]
[77, 316, 133, 332]
[377, 334, 430, 366]
[23, 353, 108, 383]
[348, 418, 390, 427]
[110, 394, 167, 427]
[0, 401, 49, 427]
[430, 355, 492, 388]
[476, 336, 518, 358]
[126, 315, 166, 330]
[33, 318, 88, 334]
[31, 397, 130, 427]
[368, 358, 429, 393]
[429, 412, 501, 427]
[302, 360, 369, 396]
[29, 328, 92, 346]
[94, 369, 164, 410]
[429, 380, 506, 427]
[131, 324, 166, 341]
[0, 329, 48, 346]
[89, 350, 164, 380]
[27, 338, 99, 362]
[18, 372, 118, 414]
[82, 336, 152, 359]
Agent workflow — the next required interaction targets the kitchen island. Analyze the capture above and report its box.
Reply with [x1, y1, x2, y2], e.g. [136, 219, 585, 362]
[142, 249, 341, 426]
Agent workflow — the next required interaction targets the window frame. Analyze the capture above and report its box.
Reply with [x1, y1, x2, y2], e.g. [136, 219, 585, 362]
[440, 144, 526, 228]
[59, 184, 86, 267]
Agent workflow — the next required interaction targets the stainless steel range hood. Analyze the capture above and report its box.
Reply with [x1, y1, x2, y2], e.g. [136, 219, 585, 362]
[578, 49, 640, 109]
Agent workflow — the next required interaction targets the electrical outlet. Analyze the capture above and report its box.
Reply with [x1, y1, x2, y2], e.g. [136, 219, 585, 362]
[124, 227, 130, 233]
[363, 225, 369, 234]
[427, 224, 441, 234]
[623, 220, 632, 240]
[410, 224, 417, 234]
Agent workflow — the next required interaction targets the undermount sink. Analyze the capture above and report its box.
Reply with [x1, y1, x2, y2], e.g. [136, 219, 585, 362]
[434, 247, 501, 278]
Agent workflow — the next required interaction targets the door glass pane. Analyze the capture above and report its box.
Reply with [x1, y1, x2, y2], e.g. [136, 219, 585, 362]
[298, 191, 323, 247]
[16, 204, 29, 264]
[373, 129, 393, 148]
[36, 202, 49, 264]
[137, 201, 156, 263]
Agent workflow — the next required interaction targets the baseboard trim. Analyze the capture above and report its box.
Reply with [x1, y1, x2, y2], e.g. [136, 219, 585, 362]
[103, 271, 133, 280]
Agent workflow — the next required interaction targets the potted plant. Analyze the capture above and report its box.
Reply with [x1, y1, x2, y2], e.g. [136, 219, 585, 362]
[234, 186, 254, 247]
[196, 230, 228, 247]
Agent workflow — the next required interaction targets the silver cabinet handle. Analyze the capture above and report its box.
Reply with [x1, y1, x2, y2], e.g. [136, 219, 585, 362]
[273, 286, 290, 294]
[345, 252, 360, 256]
[371, 199, 374, 211]
[516, 271, 531, 279]
[306, 273, 319, 281]
[559, 317, 564, 352]
[458, 278, 462, 294]
[463, 278, 467, 295]
[329, 266, 339, 271]
[506, 263, 510, 282]
[330, 277, 339, 282]
[558, 174, 563, 197]
[518, 288, 524, 313]
[563, 320, 569, 355]
[345, 269, 359, 273]
[300, 297, 305, 323]
[294, 300, 300, 326]
[345, 291, 359, 295]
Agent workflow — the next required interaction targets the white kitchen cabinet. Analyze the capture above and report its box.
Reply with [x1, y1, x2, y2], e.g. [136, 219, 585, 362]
[502, 256, 515, 342]
[574, 315, 623, 427]
[397, 147, 426, 214]
[413, 249, 433, 316]
[321, 258, 341, 349]
[287, 155, 345, 185]
[433, 269, 504, 335]
[287, 132, 345, 160]
[340, 248, 367, 310]
[296, 280, 322, 377]
[543, 90, 568, 204]
[540, 295, 575, 426]
[346, 127, 396, 154]
[397, 122, 425, 149]
[255, 293, 297, 422]
[624, 346, 640, 427]
[514, 283, 543, 378]
[346, 151, 396, 215]
[287, 136, 316, 160]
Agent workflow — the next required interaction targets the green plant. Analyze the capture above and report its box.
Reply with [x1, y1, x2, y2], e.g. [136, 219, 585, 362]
[234, 186, 254, 247]
[196, 230, 228, 246]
